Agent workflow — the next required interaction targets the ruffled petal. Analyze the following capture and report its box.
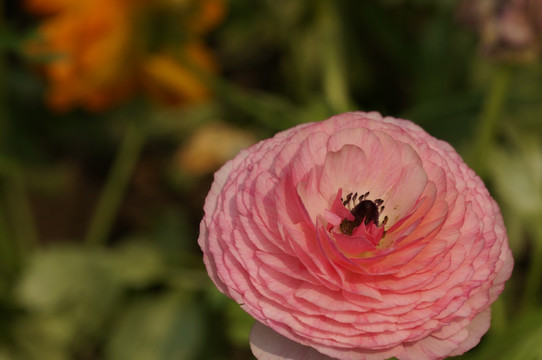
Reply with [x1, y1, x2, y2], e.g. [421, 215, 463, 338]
[250, 322, 335, 360]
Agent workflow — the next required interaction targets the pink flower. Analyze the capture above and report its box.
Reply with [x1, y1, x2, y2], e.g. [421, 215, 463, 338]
[458, 0, 542, 62]
[198, 112, 513, 360]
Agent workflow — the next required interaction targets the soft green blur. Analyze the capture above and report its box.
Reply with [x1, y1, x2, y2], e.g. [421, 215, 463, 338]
[1, 0, 542, 359]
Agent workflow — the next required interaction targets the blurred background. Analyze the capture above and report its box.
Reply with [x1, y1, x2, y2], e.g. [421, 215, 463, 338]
[1, 0, 542, 359]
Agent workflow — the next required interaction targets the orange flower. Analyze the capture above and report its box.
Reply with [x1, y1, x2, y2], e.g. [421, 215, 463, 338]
[26, 0, 225, 111]
[187, 0, 226, 33]
[174, 122, 256, 175]
[25, 0, 75, 15]
[141, 43, 217, 105]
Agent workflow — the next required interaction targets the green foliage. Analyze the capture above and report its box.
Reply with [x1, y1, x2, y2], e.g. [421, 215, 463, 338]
[106, 293, 204, 360]
[4, 241, 215, 359]
[225, 299, 255, 347]
[13, 246, 121, 359]
[457, 310, 542, 360]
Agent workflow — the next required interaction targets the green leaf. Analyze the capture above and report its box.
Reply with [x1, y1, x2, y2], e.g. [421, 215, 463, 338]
[12, 314, 73, 360]
[108, 240, 167, 288]
[106, 293, 204, 360]
[15, 246, 122, 337]
[0, 28, 22, 53]
[152, 209, 195, 259]
[146, 102, 221, 140]
[0, 347, 15, 360]
[489, 131, 542, 220]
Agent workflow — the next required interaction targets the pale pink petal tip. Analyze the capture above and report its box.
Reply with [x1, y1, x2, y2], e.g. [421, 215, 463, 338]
[250, 322, 335, 360]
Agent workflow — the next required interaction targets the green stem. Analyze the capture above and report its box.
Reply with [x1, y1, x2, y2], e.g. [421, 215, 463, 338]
[0, 157, 39, 280]
[0, 0, 7, 144]
[319, 0, 351, 113]
[85, 122, 145, 245]
[0, 204, 19, 290]
[0, 1, 25, 282]
[472, 66, 512, 175]
[4, 168, 38, 251]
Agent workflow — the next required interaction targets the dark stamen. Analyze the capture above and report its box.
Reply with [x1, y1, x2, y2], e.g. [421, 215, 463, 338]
[342, 193, 352, 206]
[339, 192, 386, 236]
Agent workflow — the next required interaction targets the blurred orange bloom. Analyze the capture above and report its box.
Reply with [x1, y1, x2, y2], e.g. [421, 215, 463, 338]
[174, 122, 257, 176]
[141, 43, 217, 106]
[26, 0, 225, 111]
[186, 0, 226, 33]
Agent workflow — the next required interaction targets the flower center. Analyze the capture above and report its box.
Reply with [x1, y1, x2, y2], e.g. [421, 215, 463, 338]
[340, 192, 388, 236]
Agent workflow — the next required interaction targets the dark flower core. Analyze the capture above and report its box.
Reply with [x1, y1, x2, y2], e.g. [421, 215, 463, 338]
[340, 192, 387, 236]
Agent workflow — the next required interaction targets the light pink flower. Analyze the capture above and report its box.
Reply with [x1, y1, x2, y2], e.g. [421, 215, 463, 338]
[458, 0, 542, 62]
[198, 112, 513, 360]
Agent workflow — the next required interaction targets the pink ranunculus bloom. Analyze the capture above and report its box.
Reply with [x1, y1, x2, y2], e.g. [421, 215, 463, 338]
[198, 112, 514, 360]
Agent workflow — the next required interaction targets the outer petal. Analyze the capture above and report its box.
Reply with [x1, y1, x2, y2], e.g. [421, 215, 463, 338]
[250, 322, 335, 360]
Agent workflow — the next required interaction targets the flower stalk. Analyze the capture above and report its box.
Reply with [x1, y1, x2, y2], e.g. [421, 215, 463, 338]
[0, 1, 38, 280]
[319, 0, 351, 113]
[85, 121, 145, 246]
[472, 65, 512, 175]
[3, 164, 38, 251]
[0, 0, 7, 142]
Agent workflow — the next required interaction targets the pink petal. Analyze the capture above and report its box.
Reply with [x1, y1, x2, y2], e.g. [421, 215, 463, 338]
[318, 144, 368, 200]
[250, 321, 334, 360]
[297, 168, 328, 224]
[333, 231, 377, 255]
[382, 163, 428, 225]
[447, 307, 491, 357]
[289, 131, 329, 183]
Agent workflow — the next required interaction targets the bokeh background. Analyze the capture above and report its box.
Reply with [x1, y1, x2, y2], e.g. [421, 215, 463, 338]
[1, 0, 542, 359]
